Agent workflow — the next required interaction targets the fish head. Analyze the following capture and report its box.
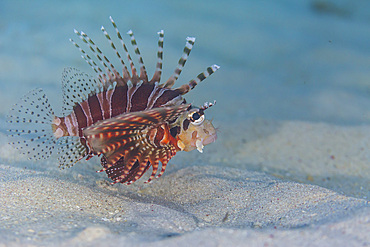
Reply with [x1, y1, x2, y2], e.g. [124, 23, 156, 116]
[175, 102, 217, 153]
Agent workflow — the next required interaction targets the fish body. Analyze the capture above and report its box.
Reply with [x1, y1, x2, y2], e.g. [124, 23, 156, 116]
[7, 17, 219, 184]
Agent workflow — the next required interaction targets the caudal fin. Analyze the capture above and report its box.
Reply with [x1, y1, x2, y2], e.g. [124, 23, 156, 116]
[7, 88, 56, 160]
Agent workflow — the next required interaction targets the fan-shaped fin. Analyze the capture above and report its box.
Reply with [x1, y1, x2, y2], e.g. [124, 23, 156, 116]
[101, 156, 150, 184]
[7, 88, 56, 161]
[7, 88, 88, 166]
[100, 144, 176, 185]
[56, 136, 87, 168]
[61, 67, 101, 115]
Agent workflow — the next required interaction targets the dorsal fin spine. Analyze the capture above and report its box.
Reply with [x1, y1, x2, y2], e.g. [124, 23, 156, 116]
[163, 36, 195, 88]
[69, 38, 105, 85]
[97, 26, 124, 81]
[176, 64, 220, 95]
[151, 30, 164, 83]
[127, 30, 148, 82]
[101, 25, 130, 83]
[74, 29, 114, 84]
[109, 16, 138, 79]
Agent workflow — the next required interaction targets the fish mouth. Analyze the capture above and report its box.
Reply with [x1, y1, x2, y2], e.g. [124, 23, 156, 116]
[203, 133, 217, 146]
[194, 132, 217, 153]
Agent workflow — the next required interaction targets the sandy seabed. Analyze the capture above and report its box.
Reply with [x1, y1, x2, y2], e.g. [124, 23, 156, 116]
[0, 120, 369, 247]
[0, 0, 369, 246]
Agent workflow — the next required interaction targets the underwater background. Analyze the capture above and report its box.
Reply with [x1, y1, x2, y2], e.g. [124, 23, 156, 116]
[0, 0, 369, 126]
[0, 0, 369, 246]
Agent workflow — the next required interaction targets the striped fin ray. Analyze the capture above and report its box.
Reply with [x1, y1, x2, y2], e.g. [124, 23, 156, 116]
[151, 30, 164, 83]
[109, 16, 138, 80]
[145, 157, 160, 184]
[127, 126, 177, 184]
[101, 156, 151, 185]
[101, 25, 130, 83]
[163, 37, 196, 88]
[111, 141, 152, 183]
[61, 67, 101, 115]
[69, 38, 105, 85]
[121, 144, 175, 185]
[83, 104, 189, 184]
[175, 64, 220, 95]
[123, 159, 151, 185]
[127, 30, 148, 82]
[154, 145, 175, 179]
[74, 29, 118, 86]
[124, 156, 151, 185]
[101, 144, 175, 185]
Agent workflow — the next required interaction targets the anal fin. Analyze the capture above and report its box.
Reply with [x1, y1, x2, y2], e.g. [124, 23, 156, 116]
[56, 136, 87, 168]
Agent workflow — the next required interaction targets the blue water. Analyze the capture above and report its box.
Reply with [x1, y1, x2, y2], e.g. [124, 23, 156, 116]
[0, 2, 370, 242]
[0, 0, 369, 127]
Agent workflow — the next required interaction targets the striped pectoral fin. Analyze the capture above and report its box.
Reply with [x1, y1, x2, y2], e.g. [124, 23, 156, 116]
[85, 128, 140, 166]
[100, 143, 177, 185]
[83, 105, 188, 184]
[123, 144, 176, 184]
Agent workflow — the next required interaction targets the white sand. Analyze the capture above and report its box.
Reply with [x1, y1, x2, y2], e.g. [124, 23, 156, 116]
[209, 120, 370, 199]
[0, 120, 369, 246]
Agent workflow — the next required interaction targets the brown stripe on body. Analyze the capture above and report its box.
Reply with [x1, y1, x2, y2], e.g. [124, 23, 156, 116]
[130, 83, 155, 112]
[111, 85, 128, 117]
[74, 103, 88, 136]
[88, 94, 103, 123]
[146, 85, 167, 110]
[97, 90, 111, 120]
[126, 81, 143, 113]
[79, 100, 94, 128]
[152, 90, 181, 108]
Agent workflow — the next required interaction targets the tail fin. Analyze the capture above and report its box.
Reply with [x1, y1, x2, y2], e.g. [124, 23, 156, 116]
[7, 88, 57, 160]
[7, 88, 88, 168]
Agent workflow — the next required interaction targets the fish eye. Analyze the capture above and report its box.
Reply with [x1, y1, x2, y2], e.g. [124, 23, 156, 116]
[192, 112, 201, 120]
[189, 111, 205, 125]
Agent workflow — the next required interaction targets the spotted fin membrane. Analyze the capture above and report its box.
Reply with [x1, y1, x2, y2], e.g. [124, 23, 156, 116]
[7, 89, 56, 160]
[7, 88, 89, 166]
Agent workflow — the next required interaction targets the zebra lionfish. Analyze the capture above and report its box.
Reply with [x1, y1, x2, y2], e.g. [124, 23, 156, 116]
[7, 17, 219, 185]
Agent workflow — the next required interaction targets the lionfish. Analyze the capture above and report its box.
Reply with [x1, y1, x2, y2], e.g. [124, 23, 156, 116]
[7, 17, 219, 185]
